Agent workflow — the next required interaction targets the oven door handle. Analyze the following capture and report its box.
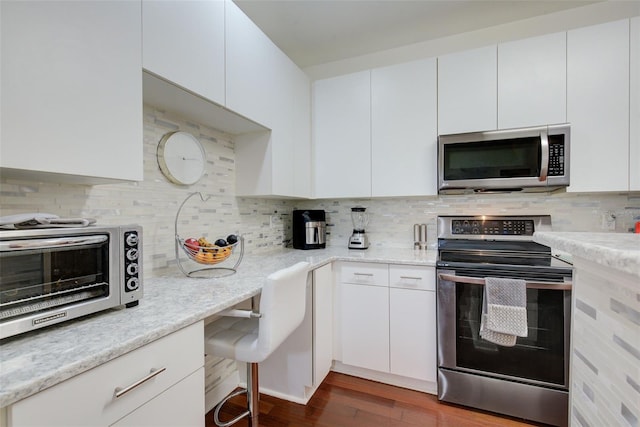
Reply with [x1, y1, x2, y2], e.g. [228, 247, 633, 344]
[438, 273, 572, 291]
[0, 235, 108, 251]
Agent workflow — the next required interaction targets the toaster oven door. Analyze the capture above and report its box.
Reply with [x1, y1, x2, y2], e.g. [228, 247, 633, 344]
[0, 234, 116, 337]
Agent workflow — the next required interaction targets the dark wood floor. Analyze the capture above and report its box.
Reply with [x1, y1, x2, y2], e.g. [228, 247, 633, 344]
[206, 372, 542, 427]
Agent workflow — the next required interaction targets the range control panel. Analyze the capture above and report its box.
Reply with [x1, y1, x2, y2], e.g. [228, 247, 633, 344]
[451, 219, 535, 236]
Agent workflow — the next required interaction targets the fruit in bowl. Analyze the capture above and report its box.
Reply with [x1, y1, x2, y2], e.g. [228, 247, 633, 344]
[184, 238, 200, 252]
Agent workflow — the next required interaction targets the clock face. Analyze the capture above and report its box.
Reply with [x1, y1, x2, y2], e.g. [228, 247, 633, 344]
[157, 131, 206, 185]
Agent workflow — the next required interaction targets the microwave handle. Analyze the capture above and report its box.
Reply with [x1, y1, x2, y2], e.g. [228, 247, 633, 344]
[539, 131, 549, 182]
[0, 235, 108, 252]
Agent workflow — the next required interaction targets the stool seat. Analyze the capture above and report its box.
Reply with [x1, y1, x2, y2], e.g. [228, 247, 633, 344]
[205, 261, 310, 426]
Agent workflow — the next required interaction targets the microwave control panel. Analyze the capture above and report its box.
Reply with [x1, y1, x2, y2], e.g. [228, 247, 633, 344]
[548, 139, 565, 176]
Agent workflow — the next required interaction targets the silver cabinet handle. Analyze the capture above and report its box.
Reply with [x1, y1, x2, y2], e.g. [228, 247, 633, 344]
[399, 276, 422, 280]
[114, 367, 166, 399]
[539, 130, 549, 182]
[353, 273, 374, 276]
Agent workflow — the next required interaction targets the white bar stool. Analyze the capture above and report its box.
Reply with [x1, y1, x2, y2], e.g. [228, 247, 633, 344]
[204, 261, 310, 426]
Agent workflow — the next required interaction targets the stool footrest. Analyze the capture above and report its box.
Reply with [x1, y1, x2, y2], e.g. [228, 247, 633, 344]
[213, 388, 250, 427]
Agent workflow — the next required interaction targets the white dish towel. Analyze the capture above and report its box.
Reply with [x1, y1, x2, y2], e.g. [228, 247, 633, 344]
[479, 277, 528, 347]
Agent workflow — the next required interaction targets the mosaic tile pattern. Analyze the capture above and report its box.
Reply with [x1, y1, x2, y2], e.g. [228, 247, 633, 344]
[571, 260, 640, 427]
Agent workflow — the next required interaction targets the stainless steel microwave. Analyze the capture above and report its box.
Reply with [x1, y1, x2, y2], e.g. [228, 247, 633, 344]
[438, 124, 570, 194]
[0, 225, 142, 339]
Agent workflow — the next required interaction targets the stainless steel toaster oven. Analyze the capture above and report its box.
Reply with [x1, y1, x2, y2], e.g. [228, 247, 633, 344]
[0, 225, 142, 339]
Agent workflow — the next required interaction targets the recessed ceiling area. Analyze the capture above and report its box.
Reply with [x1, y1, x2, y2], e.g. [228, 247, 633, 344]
[233, 0, 600, 68]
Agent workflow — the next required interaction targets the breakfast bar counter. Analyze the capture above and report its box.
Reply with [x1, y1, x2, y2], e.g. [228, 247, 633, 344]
[0, 246, 436, 408]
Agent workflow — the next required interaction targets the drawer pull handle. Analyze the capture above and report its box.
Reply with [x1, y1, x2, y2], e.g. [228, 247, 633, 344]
[114, 367, 167, 399]
[353, 273, 374, 277]
[399, 276, 422, 280]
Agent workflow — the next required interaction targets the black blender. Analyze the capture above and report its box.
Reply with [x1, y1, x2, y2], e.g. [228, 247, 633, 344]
[348, 206, 370, 249]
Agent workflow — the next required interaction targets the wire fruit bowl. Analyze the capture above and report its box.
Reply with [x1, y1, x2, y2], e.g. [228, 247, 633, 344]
[174, 192, 244, 278]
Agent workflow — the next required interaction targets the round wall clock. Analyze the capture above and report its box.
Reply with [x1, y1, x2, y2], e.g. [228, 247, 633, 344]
[157, 131, 206, 185]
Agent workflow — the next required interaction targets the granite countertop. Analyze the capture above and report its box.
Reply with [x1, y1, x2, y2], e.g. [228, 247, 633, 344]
[0, 246, 436, 408]
[534, 231, 640, 277]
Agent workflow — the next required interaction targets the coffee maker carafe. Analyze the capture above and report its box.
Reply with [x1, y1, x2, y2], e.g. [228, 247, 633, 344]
[348, 206, 370, 249]
[292, 210, 326, 250]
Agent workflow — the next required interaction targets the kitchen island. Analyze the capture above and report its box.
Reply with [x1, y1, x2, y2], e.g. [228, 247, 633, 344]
[533, 232, 640, 427]
[0, 246, 436, 410]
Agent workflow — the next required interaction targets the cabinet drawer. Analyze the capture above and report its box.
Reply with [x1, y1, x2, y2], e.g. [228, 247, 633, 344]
[389, 265, 435, 291]
[338, 262, 388, 287]
[9, 322, 204, 426]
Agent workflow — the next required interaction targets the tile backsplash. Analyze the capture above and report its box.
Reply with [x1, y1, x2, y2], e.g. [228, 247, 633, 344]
[1, 105, 638, 277]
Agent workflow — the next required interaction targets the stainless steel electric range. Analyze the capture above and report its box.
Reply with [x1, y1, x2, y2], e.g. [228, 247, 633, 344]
[436, 215, 573, 427]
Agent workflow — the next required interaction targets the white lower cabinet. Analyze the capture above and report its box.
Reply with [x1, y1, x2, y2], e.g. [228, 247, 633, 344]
[7, 322, 204, 427]
[336, 262, 437, 391]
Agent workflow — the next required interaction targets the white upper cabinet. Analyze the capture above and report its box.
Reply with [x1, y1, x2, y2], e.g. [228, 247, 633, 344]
[567, 19, 630, 193]
[498, 32, 567, 129]
[313, 71, 372, 199]
[225, 0, 280, 128]
[630, 17, 640, 192]
[0, 0, 143, 183]
[142, 0, 225, 106]
[438, 45, 498, 134]
[371, 58, 438, 197]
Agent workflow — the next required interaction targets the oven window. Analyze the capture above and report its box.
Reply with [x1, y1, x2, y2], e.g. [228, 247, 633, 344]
[0, 241, 110, 321]
[444, 138, 540, 180]
[456, 283, 566, 386]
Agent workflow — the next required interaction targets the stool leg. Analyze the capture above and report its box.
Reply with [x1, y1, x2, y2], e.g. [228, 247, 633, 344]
[247, 362, 259, 426]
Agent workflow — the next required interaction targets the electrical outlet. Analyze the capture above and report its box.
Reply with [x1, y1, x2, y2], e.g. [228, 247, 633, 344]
[601, 212, 616, 231]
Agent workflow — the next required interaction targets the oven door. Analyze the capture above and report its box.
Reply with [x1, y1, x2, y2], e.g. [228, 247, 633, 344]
[437, 267, 571, 390]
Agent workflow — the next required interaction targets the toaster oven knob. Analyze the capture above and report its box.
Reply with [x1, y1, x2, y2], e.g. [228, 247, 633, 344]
[126, 277, 139, 291]
[126, 233, 139, 247]
[126, 263, 139, 275]
[126, 248, 139, 261]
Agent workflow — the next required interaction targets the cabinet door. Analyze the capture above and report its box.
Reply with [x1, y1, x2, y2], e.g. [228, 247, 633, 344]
[313, 263, 334, 386]
[111, 368, 205, 427]
[568, 19, 630, 192]
[142, 0, 225, 106]
[438, 45, 497, 134]
[0, 1, 142, 183]
[313, 71, 371, 198]
[340, 283, 389, 372]
[389, 288, 436, 383]
[371, 58, 438, 197]
[225, 0, 279, 127]
[498, 32, 567, 129]
[631, 17, 640, 192]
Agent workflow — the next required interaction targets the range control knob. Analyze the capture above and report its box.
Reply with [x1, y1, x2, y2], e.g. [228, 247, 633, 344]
[126, 277, 139, 291]
[126, 263, 139, 276]
[126, 232, 139, 247]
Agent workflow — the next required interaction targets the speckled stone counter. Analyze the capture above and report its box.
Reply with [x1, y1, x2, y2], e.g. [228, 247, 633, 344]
[534, 231, 640, 278]
[0, 246, 436, 408]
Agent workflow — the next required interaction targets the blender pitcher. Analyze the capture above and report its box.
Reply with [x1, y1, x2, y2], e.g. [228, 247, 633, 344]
[348, 206, 370, 249]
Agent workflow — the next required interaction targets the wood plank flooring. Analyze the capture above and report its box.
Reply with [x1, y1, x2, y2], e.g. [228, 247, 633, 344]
[206, 372, 543, 427]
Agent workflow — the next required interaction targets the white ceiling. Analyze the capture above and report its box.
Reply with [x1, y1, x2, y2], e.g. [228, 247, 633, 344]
[233, 0, 599, 68]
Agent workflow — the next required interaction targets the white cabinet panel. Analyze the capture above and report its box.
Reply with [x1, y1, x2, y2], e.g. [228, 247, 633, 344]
[390, 288, 436, 382]
[1, 0, 142, 183]
[338, 262, 388, 287]
[438, 45, 498, 134]
[371, 58, 438, 196]
[313, 71, 371, 198]
[631, 17, 640, 192]
[340, 283, 389, 372]
[111, 368, 205, 427]
[567, 19, 630, 192]
[498, 32, 567, 129]
[142, 0, 225, 106]
[389, 265, 435, 291]
[313, 263, 334, 386]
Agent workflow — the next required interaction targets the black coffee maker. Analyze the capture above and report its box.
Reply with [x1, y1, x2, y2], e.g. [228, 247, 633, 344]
[292, 210, 326, 249]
